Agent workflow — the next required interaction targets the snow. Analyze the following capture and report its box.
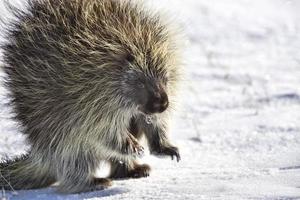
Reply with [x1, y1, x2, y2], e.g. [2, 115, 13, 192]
[0, 0, 300, 199]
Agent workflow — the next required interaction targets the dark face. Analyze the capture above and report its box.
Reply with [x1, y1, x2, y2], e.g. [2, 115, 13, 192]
[122, 70, 169, 115]
[137, 79, 169, 114]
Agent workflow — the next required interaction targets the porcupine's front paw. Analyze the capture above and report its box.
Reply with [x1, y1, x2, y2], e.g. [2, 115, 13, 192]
[153, 145, 181, 162]
[125, 133, 144, 157]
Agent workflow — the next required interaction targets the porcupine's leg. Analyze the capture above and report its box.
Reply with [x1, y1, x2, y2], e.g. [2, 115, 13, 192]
[142, 116, 181, 162]
[110, 117, 150, 179]
[56, 148, 112, 193]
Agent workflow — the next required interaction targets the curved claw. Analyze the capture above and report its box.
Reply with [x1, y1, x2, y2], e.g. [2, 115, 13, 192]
[153, 145, 181, 162]
[125, 134, 144, 158]
[175, 152, 181, 162]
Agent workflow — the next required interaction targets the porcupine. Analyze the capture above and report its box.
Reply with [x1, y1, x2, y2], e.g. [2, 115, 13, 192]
[0, 0, 181, 193]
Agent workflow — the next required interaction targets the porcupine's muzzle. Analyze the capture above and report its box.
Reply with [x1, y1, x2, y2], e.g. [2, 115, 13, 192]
[145, 87, 169, 114]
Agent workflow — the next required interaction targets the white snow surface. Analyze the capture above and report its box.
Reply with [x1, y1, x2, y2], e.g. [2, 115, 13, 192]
[0, 0, 300, 199]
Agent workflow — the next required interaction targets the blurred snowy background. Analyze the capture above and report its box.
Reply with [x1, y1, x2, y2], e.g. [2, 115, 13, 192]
[0, 0, 300, 199]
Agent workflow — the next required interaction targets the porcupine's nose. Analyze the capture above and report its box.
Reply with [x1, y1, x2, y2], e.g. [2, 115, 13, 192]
[150, 91, 169, 113]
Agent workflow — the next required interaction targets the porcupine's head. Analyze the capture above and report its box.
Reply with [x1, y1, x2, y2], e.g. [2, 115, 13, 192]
[121, 52, 179, 115]
[113, 3, 181, 115]
[67, 0, 181, 115]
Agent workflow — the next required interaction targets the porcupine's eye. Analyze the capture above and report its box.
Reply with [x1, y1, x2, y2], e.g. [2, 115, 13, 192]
[138, 82, 145, 89]
[125, 53, 135, 63]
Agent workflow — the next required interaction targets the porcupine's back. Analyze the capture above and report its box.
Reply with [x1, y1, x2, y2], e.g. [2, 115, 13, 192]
[2, 0, 178, 144]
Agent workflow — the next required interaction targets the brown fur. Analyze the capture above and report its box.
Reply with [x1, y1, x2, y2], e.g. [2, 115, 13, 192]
[0, 0, 181, 193]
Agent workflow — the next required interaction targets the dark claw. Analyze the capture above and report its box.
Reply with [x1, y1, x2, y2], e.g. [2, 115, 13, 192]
[125, 134, 144, 157]
[176, 153, 181, 162]
[154, 145, 181, 162]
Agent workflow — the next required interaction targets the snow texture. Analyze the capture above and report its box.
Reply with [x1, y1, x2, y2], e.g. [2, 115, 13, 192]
[0, 0, 300, 199]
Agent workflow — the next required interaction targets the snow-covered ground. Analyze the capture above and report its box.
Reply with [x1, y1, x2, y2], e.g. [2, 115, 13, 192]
[0, 0, 300, 199]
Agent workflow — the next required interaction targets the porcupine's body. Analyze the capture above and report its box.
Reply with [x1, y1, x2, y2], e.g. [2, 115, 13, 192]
[0, 0, 181, 193]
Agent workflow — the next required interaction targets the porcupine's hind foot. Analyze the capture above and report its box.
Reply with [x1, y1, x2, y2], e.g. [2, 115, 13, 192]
[110, 160, 151, 179]
[57, 178, 113, 193]
[93, 178, 113, 189]
[127, 163, 151, 178]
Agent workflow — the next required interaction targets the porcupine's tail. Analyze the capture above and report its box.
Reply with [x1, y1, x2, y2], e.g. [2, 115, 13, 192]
[0, 153, 55, 190]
